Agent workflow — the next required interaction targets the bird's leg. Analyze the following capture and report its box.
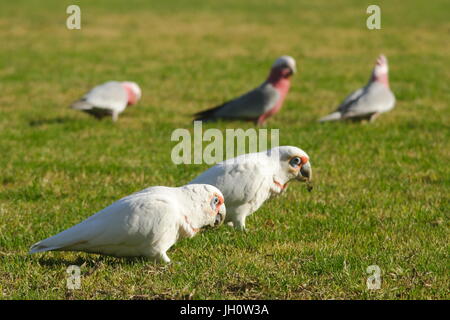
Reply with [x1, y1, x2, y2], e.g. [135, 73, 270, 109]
[256, 116, 266, 127]
[157, 251, 171, 264]
[369, 112, 380, 123]
[233, 220, 246, 231]
[232, 213, 247, 231]
[231, 205, 251, 231]
[111, 111, 119, 122]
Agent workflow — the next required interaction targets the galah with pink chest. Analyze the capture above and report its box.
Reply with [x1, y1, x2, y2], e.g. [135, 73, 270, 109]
[319, 54, 396, 122]
[71, 81, 142, 122]
[194, 56, 297, 125]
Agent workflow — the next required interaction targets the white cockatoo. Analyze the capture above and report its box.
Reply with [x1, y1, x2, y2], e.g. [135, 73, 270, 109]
[189, 146, 312, 231]
[70, 81, 142, 122]
[29, 185, 226, 263]
[319, 54, 395, 122]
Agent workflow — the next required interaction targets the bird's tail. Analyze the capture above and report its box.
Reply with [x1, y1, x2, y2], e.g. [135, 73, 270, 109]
[193, 114, 214, 122]
[70, 99, 93, 110]
[29, 241, 62, 254]
[318, 112, 342, 122]
[193, 103, 226, 121]
[29, 221, 93, 254]
[29, 231, 71, 253]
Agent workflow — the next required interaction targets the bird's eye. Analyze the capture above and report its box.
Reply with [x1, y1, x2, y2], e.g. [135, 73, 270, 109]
[289, 157, 301, 168]
[210, 196, 219, 210]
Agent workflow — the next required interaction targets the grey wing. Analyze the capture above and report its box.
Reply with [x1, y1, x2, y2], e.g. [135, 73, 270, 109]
[343, 82, 395, 118]
[213, 84, 280, 119]
[318, 87, 366, 122]
[337, 87, 366, 114]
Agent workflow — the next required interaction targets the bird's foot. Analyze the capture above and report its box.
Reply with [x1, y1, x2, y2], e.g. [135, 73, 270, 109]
[233, 221, 247, 232]
[369, 112, 380, 123]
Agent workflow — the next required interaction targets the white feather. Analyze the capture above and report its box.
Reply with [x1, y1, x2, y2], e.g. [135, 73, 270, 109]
[29, 185, 225, 263]
[189, 146, 311, 230]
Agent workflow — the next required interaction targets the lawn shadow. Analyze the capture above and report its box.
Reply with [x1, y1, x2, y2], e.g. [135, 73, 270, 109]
[37, 255, 91, 267]
[28, 117, 74, 127]
[36, 254, 154, 268]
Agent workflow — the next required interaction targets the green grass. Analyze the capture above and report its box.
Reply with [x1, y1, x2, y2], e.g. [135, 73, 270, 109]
[0, 0, 449, 299]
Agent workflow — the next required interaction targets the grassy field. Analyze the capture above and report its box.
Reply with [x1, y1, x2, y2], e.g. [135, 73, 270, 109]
[0, 0, 448, 299]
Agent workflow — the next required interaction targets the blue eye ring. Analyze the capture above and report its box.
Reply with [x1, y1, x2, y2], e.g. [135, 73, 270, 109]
[289, 156, 301, 167]
[211, 195, 220, 210]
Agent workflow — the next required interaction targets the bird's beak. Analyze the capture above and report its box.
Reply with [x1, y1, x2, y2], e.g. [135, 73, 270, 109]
[298, 162, 312, 191]
[213, 204, 226, 227]
[290, 65, 297, 75]
[298, 162, 311, 181]
[281, 66, 296, 78]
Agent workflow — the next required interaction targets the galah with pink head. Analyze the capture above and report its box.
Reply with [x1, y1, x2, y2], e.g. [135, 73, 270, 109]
[194, 56, 297, 125]
[70, 81, 142, 122]
[319, 54, 395, 122]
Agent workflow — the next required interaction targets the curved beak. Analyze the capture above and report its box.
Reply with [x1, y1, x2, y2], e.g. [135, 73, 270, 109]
[298, 162, 312, 191]
[298, 162, 311, 181]
[213, 204, 226, 227]
[284, 65, 296, 77]
[290, 64, 297, 75]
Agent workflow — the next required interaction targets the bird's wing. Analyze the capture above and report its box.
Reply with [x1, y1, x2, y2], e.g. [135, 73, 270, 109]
[29, 189, 177, 255]
[318, 87, 365, 122]
[343, 82, 395, 118]
[190, 155, 271, 208]
[194, 83, 280, 120]
[71, 81, 128, 112]
[337, 87, 366, 113]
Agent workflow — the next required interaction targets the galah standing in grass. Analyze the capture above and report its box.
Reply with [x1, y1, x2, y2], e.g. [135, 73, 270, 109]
[70, 81, 142, 122]
[194, 56, 297, 125]
[189, 146, 312, 231]
[29, 185, 226, 263]
[319, 54, 395, 122]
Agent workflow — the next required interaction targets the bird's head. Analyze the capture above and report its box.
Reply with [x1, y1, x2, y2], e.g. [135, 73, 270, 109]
[122, 81, 142, 106]
[268, 56, 297, 81]
[183, 184, 226, 230]
[268, 146, 312, 192]
[371, 54, 389, 86]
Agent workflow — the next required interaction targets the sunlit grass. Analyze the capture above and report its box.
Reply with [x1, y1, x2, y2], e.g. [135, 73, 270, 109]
[0, 0, 448, 299]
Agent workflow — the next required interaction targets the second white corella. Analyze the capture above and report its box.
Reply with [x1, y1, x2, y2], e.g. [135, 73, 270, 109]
[190, 146, 312, 231]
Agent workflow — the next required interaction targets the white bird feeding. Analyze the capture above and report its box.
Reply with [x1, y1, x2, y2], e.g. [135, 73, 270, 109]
[70, 81, 142, 122]
[29, 185, 226, 263]
[189, 146, 312, 231]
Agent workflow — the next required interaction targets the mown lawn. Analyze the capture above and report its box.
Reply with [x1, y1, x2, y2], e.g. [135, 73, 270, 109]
[0, 0, 448, 299]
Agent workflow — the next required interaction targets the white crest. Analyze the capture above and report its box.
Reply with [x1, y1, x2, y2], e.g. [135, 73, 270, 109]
[373, 54, 388, 76]
[272, 55, 297, 73]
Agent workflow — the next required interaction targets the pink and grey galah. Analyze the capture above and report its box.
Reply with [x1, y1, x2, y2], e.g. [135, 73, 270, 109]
[70, 81, 142, 122]
[194, 56, 297, 125]
[319, 54, 395, 122]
